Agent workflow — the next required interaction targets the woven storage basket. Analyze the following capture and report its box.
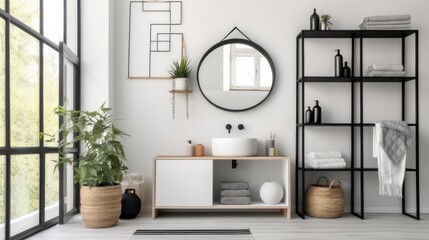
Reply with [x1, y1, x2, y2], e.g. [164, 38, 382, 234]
[305, 176, 345, 218]
[80, 185, 122, 228]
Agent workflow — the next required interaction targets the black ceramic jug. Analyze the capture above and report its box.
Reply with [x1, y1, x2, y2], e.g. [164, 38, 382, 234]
[120, 189, 141, 219]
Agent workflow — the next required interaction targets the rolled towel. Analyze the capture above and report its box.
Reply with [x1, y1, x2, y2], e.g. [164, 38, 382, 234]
[221, 189, 250, 197]
[366, 71, 406, 77]
[306, 151, 342, 160]
[220, 197, 250, 205]
[368, 64, 404, 72]
[221, 181, 249, 190]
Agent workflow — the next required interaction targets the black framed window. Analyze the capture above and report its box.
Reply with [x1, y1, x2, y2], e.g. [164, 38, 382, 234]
[0, 0, 80, 239]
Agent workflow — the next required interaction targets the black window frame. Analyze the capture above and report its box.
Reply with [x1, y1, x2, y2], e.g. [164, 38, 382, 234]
[0, 0, 81, 239]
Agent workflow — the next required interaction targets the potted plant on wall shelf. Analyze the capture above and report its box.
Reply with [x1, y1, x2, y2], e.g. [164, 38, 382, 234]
[42, 103, 128, 228]
[320, 14, 332, 30]
[168, 56, 192, 119]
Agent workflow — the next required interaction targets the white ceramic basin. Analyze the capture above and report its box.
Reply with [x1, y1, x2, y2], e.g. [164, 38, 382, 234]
[212, 138, 258, 157]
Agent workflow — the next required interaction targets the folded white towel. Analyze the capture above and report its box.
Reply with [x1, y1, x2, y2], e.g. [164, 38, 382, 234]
[366, 70, 406, 77]
[368, 64, 404, 72]
[305, 158, 345, 165]
[360, 25, 410, 30]
[362, 15, 411, 24]
[306, 151, 342, 160]
[305, 160, 347, 169]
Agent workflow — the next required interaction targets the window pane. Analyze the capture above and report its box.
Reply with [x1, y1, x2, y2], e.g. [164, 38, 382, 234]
[66, 0, 78, 54]
[44, 0, 63, 44]
[0, 19, 5, 147]
[0, 156, 5, 240]
[66, 154, 75, 212]
[43, 45, 59, 147]
[10, 0, 40, 32]
[11, 155, 39, 236]
[235, 57, 255, 86]
[0, 0, 4, 10]
[45, 154, 59, 221]
[260, 57, 273, 87]
[10, 25, 39, 147]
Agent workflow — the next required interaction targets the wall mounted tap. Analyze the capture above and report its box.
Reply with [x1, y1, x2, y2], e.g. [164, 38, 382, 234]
[226, 124, 232, 133]
[238, 124, 245, 130]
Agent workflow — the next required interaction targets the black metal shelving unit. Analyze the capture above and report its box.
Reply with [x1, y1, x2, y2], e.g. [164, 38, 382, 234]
[295, 30, 419, 220]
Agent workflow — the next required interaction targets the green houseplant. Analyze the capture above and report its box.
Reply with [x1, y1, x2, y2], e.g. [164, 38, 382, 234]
[43, 103, 128, 228]
[320, 14, 332, 30]
[168, 56, 192, 119]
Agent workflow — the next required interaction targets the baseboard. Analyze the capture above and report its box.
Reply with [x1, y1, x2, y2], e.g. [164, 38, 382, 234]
[142, 205, 429, 214]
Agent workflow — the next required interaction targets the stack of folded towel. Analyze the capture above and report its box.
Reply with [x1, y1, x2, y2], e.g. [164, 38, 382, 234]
[305, 151, 346, 169]
[366, 64, 405, 77]
[220, 181, 250, 205]
[359, 15, 411, 30]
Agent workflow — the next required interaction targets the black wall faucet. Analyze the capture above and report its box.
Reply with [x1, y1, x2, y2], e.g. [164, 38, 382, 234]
[238, 124, 245, 130]
[226, 124, 232, 133]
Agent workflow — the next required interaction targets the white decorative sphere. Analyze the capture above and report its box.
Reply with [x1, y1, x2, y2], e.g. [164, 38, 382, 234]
[260, 181, 284, 204]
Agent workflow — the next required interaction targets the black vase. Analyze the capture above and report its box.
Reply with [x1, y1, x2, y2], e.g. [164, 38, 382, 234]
[343, 61, 351, 77]
[120, 189, 141, 219]
[310, 8, 320, 30]
[313, 100, 322, 124]
[305, 106, 314, 124]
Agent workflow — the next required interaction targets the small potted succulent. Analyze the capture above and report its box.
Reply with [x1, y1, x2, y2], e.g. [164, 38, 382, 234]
[320, 14, 332, 30]
[168, 56, 192, 91]
[168, 56, 192, 119]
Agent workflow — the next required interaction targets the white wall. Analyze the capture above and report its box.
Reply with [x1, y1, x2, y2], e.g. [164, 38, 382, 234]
[81, 0, 115, 110]
[103, 0, 429, 213]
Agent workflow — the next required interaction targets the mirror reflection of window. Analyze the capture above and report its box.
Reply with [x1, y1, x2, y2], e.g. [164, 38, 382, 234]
[226, 44, 271, 91]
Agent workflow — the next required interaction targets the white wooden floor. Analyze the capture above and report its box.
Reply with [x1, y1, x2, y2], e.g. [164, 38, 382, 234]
[28, 212, 428, 240]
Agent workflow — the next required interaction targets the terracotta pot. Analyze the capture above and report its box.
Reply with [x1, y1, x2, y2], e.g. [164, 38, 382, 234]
[80, 184, 122, 228]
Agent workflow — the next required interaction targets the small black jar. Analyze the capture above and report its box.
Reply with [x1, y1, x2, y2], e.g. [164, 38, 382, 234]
[120, 189, 141, 219]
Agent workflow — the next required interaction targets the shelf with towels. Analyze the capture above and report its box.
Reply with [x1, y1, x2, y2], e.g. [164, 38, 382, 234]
[152, 156, 291, 219]
[297, 76, 416, 83]
[295, 29, 419, 220]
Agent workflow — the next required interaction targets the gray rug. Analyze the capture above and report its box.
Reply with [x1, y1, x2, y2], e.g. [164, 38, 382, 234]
[129, 229, 254, 239]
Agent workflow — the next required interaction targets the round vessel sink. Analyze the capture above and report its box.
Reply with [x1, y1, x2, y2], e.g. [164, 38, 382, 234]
[211, 138, 258, 157]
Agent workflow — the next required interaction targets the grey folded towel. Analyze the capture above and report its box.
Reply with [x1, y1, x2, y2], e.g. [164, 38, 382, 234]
[361, 15, 411, 24]
[360, 25, 410, 30]
[221, 190, 250, 197]
[220, 181, 249, 190]
[363, 20, 411, 26]
[220, 197, 250, 205]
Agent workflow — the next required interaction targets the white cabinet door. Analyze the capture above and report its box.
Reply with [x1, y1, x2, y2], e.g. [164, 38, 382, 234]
[156, 160, 213, 206]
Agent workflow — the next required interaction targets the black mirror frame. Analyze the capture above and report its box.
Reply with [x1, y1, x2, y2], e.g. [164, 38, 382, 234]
[197, 38, 276, 112]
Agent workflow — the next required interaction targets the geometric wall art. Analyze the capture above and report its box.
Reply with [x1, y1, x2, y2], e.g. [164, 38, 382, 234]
[128, 1, 184, 79]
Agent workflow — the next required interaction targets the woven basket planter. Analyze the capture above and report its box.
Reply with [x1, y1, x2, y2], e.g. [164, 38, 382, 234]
[80, 184, 122, 228]
[305, 176, 345, 218]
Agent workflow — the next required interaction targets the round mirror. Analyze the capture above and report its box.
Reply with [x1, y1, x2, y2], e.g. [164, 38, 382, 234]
[197, 38, 276, 111]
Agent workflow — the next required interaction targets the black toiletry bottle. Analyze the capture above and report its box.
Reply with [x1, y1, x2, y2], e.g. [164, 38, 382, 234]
[310, 8, 320, 30]
[305, 106, 314, 124]
[313, 100, 322, 124]
[343, 61, 351, 77]
[335, 49, 343, 77]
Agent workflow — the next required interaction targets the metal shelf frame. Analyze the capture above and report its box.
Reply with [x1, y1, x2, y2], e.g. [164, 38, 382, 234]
[295, 30, 419, 220]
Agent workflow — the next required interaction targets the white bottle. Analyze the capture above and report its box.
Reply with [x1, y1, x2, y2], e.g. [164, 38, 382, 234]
[186, 140, 193, 156]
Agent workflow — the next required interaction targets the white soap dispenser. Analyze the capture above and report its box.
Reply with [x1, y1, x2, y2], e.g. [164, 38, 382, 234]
[186, 140, 193, 156]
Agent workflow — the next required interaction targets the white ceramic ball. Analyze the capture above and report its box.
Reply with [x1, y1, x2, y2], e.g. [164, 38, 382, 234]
[260, 181, 284, 204]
